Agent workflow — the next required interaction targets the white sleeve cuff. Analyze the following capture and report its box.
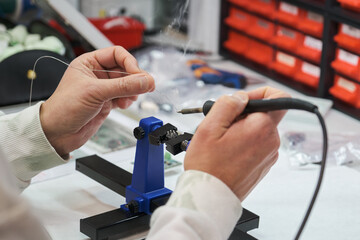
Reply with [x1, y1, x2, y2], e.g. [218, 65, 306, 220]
[150, 170, 242, 239]
[0, 102, 68, 188]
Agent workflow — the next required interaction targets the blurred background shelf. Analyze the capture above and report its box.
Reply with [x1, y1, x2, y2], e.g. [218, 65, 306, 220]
[220, 0, 360, 120]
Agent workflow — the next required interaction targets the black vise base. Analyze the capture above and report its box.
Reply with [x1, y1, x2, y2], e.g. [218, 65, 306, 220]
[229, 209, 259, 239]
[229, 228, 258, 240]
[236, 208, 259, 232]
[76, 155, 259, 239]
[80, 208, 150, 240]
[80, 207, 259, 240]
[80, 194, 171, 240]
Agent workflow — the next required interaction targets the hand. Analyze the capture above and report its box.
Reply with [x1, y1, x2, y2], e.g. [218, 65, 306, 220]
[40, 46, 155, 157]
[184, 87, 290, 201]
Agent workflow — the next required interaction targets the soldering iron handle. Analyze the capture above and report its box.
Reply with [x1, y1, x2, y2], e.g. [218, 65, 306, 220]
[202, 98, 318, 116]
[202, 100, 216, 116]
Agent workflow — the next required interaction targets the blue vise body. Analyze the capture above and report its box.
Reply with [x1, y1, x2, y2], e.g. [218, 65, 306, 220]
[122, 117, 172, 215]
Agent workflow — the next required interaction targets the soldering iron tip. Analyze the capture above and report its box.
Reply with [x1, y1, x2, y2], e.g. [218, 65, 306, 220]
[177, 107, 203, 114]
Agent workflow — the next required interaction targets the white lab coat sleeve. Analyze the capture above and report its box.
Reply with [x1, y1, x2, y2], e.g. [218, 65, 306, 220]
[148, 170, 243, 240]
[0, 147, 51, 240]
[0, 102, 68, 190]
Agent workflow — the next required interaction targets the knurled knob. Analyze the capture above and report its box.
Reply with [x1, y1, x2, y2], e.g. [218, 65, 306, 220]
[133, 127, 145, 140]
[126, 200, 140, 213]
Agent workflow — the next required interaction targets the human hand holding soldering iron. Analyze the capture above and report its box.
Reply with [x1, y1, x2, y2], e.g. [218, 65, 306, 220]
[184, 87, 291, 201]
[40, 46, 155, 157]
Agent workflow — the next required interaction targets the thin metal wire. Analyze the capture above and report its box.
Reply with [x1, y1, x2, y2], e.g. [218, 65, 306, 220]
[29, 55, 131, 106]
[29, 55, 180, 113]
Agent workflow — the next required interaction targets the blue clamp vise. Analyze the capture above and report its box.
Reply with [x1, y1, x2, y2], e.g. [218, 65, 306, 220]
[76, 116, 259, 240]
[122, 117, 173, 215]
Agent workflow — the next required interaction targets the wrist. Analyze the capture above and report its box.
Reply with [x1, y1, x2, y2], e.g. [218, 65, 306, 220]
[39, 102, 68, 157]
[166, 170, 242, 239]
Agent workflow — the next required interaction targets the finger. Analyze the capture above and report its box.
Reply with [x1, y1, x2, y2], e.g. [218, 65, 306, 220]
[246, 106, 287, 127]
[116, 98, 133, 109]
[201, 91, 249, 138]
[107, 67, 132, 79]
[247, 86, 291, 100]
[72, 54, 110, 79]
[73, 101, 113, 148]
[93, 46, 141, 73]
[247, 87, 290, 125]
[129, 95, 138, 101]
[87, 66, 131, 79]
[97, 73, 155, 100]
[112, 97, 137, 109]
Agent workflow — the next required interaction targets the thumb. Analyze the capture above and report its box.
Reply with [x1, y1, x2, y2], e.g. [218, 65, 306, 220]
[97, 73, 154, 100]
[202, 92, 249, 138]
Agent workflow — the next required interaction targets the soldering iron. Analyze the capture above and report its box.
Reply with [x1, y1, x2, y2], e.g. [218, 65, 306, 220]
[178, 98, 328, 240]
[177, 98, 319, 115]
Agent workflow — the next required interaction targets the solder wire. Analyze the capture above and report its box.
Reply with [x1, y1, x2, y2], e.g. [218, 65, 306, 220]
[29, 55, 179, 112]
[29, 55, 131, 106]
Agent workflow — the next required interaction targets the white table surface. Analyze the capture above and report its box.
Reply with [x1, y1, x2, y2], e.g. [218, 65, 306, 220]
[17, 60, 360, 240]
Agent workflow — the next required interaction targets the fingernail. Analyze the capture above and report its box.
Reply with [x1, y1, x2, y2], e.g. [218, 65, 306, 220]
[232, 91, 248, 103]
[137, 74, 149, 91]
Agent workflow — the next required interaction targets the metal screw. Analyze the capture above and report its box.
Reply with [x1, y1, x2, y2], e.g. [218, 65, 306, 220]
[181, 140, 189, 151]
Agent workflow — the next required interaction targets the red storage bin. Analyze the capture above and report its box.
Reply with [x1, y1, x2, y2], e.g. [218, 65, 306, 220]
[224, 8, 252, 32]
[331, 48, 360, 81]
[334, 24, 360, 55]
[276, 2, 302, 27]
[228, 0, 250, 8]
[244, 39, 273, 67]
[224, 30, 250, 55]
[329, 75, 360, 108]
[246, 17, 275, 43]
[271, 51, 300, 77]
[337, 0, 360, 12]
[295, 61, 320, 88]
[89, 17, 145, 50]
[246, 0, 277, 19]
[273, 26, 303, 53]
[297, 35, 323, 64]
[297, 11, 324, 38]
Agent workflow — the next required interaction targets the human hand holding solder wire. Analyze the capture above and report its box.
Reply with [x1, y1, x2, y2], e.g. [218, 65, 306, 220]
[40, 46, 155, 157]
[184, 87, 291, 201]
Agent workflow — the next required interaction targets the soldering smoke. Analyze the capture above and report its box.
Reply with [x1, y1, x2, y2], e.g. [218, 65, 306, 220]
[168, 0, 190, 31]
[163, 0, 191, 55]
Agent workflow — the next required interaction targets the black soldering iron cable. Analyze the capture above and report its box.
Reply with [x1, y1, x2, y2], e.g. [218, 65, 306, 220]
[294, 108, 328, 240]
